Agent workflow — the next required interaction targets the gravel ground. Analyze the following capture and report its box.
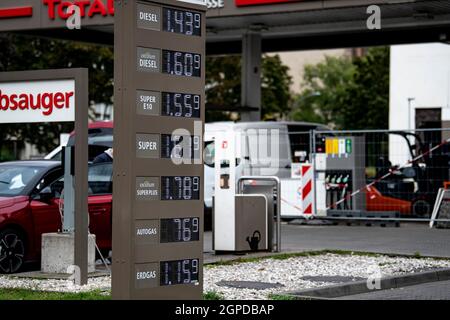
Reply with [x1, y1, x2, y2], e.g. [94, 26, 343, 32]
[0, 253, 449, 299]
[0, 275, 111, 293]
[203, 253, 450, 300]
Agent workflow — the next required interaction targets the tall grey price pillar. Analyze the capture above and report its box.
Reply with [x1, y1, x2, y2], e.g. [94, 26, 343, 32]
[241, 32, 262, 121]
[113, 0, 205, 300]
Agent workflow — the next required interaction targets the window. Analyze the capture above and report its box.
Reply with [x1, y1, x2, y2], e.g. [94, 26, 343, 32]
[49, 163, 113, 197]
[34, 169, 63, 194]
[204, 141, 215, 167]
[88, 163, 113, 195]
[0, 166, 45, 197]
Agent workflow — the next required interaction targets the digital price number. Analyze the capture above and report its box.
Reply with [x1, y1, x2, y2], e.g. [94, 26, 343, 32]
[162, 50, 201, 78]
[161, 134, 201, 159]
[163, 8, 201, 36]
[160, 217, 200, 243]
[161, 176, 200, 200]
[162, 92, 201, 118]
[160, 259, 199, 286]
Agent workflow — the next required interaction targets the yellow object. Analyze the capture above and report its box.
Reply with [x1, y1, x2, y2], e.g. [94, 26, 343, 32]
[325, 138, 332, 155]
[332, 138, 339, 155]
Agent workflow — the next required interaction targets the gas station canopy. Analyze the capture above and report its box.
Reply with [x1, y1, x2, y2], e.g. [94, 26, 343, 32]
[1, 0, 450, 53]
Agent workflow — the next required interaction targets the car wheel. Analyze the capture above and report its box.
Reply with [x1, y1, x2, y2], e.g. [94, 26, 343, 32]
[412, 199, 432, 218]
[0, 229, 26, 274]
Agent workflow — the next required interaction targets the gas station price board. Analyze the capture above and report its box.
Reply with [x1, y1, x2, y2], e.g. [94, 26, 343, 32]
[113, 0, 205, 300]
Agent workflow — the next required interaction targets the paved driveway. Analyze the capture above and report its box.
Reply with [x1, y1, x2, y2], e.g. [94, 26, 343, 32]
[204, 223, 450, 262]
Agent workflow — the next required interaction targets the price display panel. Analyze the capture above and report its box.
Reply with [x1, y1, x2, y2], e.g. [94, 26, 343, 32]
[137, 91, 201, 119]
[162, 92, 201, 118]
[160, 259, 200, 286]
[114, 0, 205, 300]
[161, 176, 200, 200]
[160, 134, 201, 160]
[160, 218, 200, 243]
[163, 8, 202, 36]
[162, 50, 201, 77]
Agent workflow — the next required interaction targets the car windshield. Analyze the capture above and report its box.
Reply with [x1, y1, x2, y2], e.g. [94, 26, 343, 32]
[67, 128, 113, 147]
[0, 166, 44, 197]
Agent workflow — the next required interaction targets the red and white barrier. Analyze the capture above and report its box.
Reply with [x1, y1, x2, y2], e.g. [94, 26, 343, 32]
[301, 164, 314, 216]
[280, 163, 315, 218]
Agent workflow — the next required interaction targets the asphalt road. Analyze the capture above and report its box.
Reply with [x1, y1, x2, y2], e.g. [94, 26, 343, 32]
[204, 223, 450, 263]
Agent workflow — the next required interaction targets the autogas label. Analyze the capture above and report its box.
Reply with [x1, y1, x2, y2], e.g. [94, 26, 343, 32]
[136, 133, 160, 158]
[135, 220, 159, 244]
[136, 90, 161, 116]
[135, 177, 160, 201]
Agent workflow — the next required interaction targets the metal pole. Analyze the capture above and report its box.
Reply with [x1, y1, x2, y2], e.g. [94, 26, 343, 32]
[241, 32, 262, 121]
[62, 146, 75, 232]
[74, 69, 89, 286]
[311, 129, 317, 217]
[237, 176, 281, 252]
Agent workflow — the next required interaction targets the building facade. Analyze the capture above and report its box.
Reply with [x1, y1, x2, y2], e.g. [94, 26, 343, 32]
[389, 43, 450, 165]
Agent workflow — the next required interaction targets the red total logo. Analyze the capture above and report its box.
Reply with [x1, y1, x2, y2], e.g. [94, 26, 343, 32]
[0, 90, 74, 116]
[235, 0, 303, 6]
[43, 0, 114, 20]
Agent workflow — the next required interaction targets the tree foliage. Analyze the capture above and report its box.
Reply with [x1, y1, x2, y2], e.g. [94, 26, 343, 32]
[205, 55, 241, 122]
[205, 54, 292, 122]
[291, 47, 390, 130]
[261, 55, 293, 120]
[0, 34, 113, 159]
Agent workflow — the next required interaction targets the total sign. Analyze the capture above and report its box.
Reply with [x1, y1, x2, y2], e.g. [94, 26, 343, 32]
[43, 0, 114, 19]
[0, 79, 75, 123]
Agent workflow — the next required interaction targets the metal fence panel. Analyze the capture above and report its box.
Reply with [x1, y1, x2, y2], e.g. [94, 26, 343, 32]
[310, 128, 450, 222]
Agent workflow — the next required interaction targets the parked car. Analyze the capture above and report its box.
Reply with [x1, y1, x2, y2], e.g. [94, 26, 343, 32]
[45, 121, 113, 162]
[0, 160, 112, 274]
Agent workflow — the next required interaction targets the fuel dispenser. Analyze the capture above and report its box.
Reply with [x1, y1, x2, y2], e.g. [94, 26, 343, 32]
[315, 136, 366, 216]
[212, 131, 279, 253]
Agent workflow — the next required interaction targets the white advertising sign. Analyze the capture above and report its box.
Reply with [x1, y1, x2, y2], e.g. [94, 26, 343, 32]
[177, 0, 207, 5]
[0, 79, 75, 123]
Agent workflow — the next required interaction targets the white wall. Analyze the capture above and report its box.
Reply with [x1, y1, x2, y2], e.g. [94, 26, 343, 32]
[389, 43, 450, 165]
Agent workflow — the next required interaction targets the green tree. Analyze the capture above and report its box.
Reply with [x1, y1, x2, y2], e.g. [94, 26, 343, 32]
[291, 47, 390, 130]
[205, 55, 241, 122]
[290, 55, 356, 127]
[0, 34, 113, 159]
[342, 47, 390, 130]
[205, 54, 292, 122]
[261, 55, 293, 120]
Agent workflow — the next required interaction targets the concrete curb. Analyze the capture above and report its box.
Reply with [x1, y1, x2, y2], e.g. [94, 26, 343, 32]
[287, 268, 450, 300]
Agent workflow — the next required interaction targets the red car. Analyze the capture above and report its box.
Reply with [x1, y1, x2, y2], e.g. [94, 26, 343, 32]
[0, 160, 112, 274]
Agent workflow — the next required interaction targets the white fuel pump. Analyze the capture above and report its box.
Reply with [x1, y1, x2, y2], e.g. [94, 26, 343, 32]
[212, 131, 269, 252]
